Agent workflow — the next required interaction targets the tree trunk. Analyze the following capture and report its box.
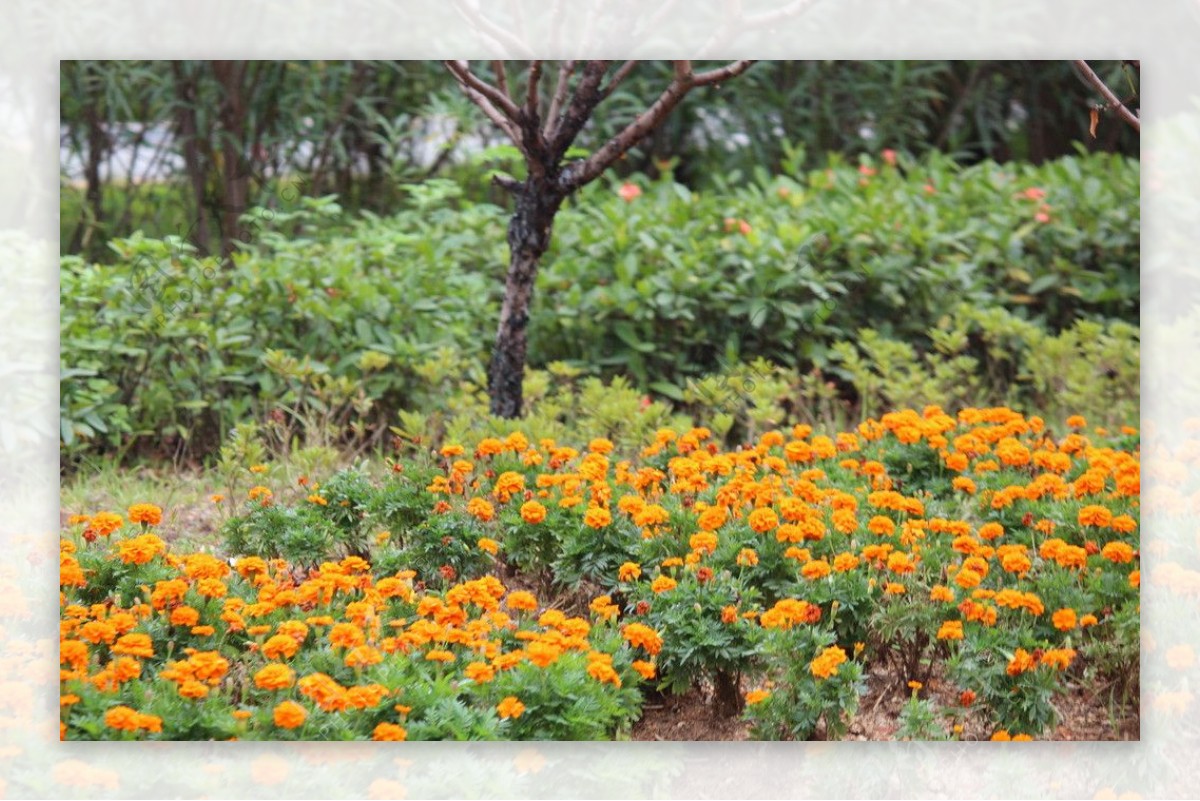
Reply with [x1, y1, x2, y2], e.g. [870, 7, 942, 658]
[488, 182, 563, 418]
[211, 60, 250, 260]
[712, 669, 744, 718]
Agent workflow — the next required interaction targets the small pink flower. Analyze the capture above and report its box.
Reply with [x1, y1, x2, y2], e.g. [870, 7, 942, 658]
[618, 183, 642, 202]
[1021, 187, 1047, 201]
[882, 149, 897, 167]
[923, 183, 936, 194]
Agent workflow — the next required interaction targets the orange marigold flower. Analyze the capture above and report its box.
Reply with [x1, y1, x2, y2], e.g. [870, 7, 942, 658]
[833, 552, 860, 572]
[1052, 608, 1077, 631]
[1006, 648, 1036, 676]
[937, 620, 964, 640]
[520, 501, 547, 524]
[104, 705, 143, 733]
[868, 516, 896, 537]
[631, 660, 656, 680]
[467, 497, 495, 522]
[651, 575, 677, 594]
[697, 506, 728, 532]
[930, 585, 955, 603]
[263, 634, 300, 660]
[465, 661, 495, 683]
[1040, 648, 1076, 671]
[373, 722, 408, 741]
[584, 506, 612, 529]
[117, 534, 167, 565]
[810, 645, 848, 679]
[506, 591, 538, 612]
[748, 508, 779, 533]
[273, 700, 307, 729]
[112, 633, 153, 658]
[736, 548, 759, 567]
[745, 689, 770, 705]
[85, 511, 125, 538]
[477, 537, 500, 555]
[801, 559, 831, 580]
[622, 622, 663, 655]
[618, 562, 642, 582]
[1101, 541, 1135, 564]
[254, 663, 296, 691]
[127, 504, 163, 526]
[178, 680, 209, 700]
[1129, 570, 1140, 588]
[497, 696, 526, 719]
[1078, 505, 1113, 528]
[345, 646, 384, 669]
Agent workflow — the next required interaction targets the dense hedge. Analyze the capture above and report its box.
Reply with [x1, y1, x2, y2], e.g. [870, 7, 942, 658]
[60, 150, 1138, 464]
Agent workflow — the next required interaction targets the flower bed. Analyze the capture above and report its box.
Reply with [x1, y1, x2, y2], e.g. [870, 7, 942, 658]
[61, 406, 1139, 740]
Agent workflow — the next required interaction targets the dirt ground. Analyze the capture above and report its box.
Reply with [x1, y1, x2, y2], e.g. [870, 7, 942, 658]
[632, 665, 1139, 742]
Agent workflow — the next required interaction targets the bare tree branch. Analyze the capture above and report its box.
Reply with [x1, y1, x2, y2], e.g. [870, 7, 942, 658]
[491, 61, 510, 100]
[446, 60, 522, 122]
[599, 60, 639, 100]
[693, 59, 757, 87]
[544, 60, 576, 140]
[444, 61, 522, 144]
[563, 60, 756, 190]
[491, 172, 522, 193]
[548, 60, 610, 160]
[1073, 59, 1140, 133]
[525, 60, 543, 121]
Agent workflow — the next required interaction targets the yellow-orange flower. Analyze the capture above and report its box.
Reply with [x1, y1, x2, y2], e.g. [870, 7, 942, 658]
[1052, 608, 1077, 631]
[127, 504, 163, 526]
[520, 501, 547, 524]
[497, 696, 526, 719]
[372, 722, 408, 741]
[810, 646, 848, 679]
[273, 700, 307, 729]
[651, 575, 677, 594]
[254, 663, 296, 691]
[937, 620, 964, 640]
[622, 623, 663, 655]
[584, 506, 612, 528]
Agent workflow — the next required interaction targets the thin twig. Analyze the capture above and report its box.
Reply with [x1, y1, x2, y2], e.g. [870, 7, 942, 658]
[544, 60, 576, 140]
[1073, 59, 1140, 133]
[600, 60, 639, 100]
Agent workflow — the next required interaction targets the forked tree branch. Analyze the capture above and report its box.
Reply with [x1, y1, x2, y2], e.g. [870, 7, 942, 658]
[1073, 59, 1140, 133]
[562, 59, 756, 189]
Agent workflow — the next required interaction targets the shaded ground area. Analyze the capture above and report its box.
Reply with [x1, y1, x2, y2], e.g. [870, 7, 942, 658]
[632, 667, 1139, 741]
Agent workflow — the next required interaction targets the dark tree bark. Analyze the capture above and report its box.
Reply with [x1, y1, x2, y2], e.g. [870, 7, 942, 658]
[445, 59, 756, 418]
[211, 60, 251, 260]
[490, 180, 565, 417]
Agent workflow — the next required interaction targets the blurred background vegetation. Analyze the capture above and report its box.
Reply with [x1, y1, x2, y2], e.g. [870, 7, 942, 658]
[60, 60, 1139, 470]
